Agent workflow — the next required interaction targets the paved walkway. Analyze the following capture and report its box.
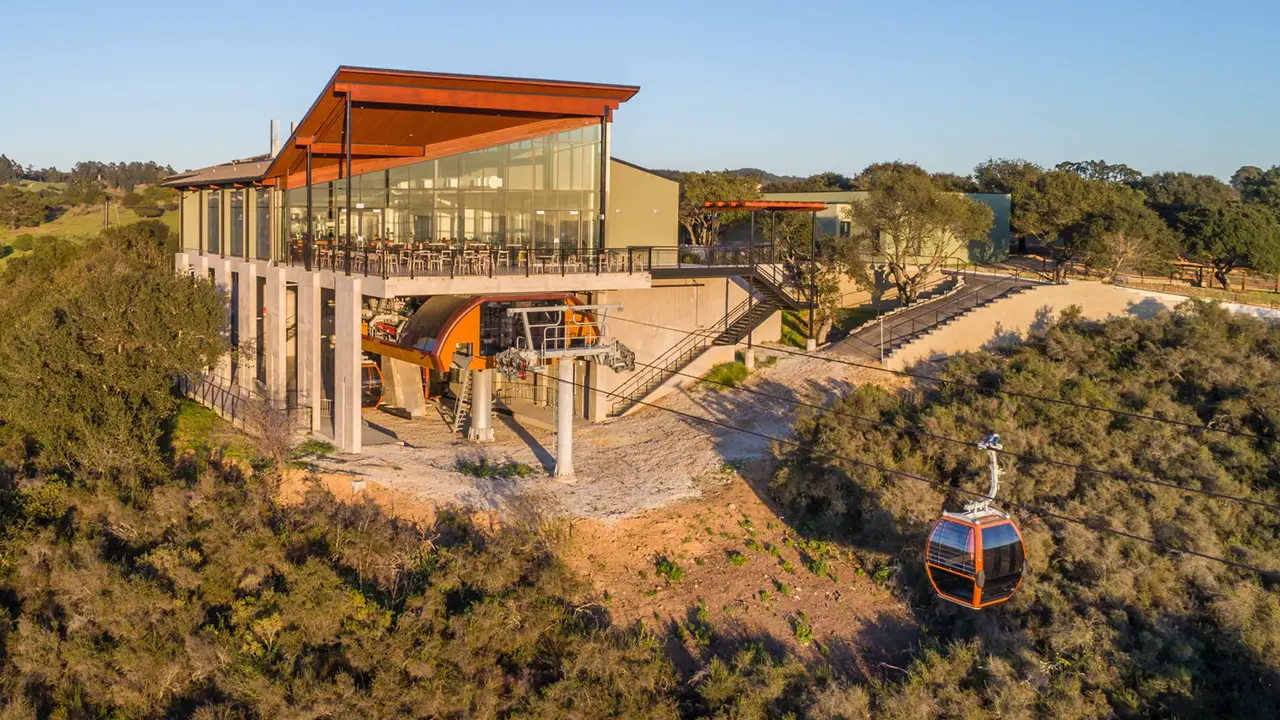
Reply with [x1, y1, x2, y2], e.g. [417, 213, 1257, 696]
[830, 273, 1040, 362]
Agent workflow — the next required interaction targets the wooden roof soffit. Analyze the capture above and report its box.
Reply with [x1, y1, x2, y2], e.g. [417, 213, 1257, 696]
[332, 82, 619, 117]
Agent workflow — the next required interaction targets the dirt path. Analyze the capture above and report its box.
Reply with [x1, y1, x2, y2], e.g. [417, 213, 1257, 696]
[312, 346, 884, 522]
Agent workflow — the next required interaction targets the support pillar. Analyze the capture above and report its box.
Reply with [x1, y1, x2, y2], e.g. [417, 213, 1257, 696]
[467, 368, 494, 442]
[334, 275, 363, 453]
[174, 251, 190, 274]
[234, 260, 258, 394]
[384, 358, 427, 418]
[297, 272, 322, 432]
[264, 265, 287, 403]
[554, 359, 574, 478]
[744, 347, 756, 371]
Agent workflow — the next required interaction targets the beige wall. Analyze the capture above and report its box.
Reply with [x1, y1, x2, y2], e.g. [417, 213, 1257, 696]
[887, 280, 1185, 370]
[593, 278, 781, 399]
[606, 159, 679, 249]
[180, 190, 201, 252]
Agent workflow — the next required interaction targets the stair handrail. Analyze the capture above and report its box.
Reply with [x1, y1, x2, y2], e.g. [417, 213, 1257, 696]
[610, 293, 758, 413]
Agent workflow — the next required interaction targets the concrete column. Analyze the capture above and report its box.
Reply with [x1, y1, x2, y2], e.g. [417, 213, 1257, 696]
[383, 358, 427, 417]
[263, 265, 287, 403]
[333, 275, 363, 453]
[467, 368, 494, 442]
[806, 338, 817, 352]
[743, 347, 756, 370]
[233, 260, 258, 394]
[296, 271, 323, 432]
[209, 257, 233, 385]
[554, 359, 574, 478]
[174, 251, 190, 274]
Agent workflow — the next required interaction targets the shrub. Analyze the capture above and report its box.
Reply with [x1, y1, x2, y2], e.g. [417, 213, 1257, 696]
[455, 455, 536, 479]
[10, 233, 34, 251]
[654, 555, 685, 582]
[727, 550, 747, 567]
[791, 612, 814, 644]
[704, 361, 749, 390]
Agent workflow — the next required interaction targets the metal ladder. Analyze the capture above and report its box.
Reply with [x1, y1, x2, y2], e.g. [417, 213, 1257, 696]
[451, 369, 472, 432]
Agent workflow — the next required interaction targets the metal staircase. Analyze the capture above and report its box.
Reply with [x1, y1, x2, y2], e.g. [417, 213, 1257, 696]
[609, 266, 808, 416]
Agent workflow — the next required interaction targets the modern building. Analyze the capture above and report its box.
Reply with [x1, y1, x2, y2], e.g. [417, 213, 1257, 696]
[167, 66, 805, 462]
[759, 190, 1013, 263]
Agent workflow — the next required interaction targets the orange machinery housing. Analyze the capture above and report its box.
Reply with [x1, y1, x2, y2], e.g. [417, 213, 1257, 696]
[361, 293, 596, 399]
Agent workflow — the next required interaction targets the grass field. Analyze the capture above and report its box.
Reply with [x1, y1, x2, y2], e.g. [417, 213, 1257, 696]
[0, 205, 180, 270]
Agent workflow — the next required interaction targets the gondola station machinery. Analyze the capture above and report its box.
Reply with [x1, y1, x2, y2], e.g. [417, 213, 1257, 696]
[495, 304, 635, 478]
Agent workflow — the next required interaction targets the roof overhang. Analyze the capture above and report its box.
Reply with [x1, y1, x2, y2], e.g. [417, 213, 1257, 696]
[263, 66, 639, 190]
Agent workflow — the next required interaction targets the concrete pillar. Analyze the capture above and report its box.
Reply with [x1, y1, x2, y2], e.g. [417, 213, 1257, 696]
[233, 260, 258, 394]
[383, 357, 427, 417]
[467, 369, 494, 442]
[263, 265, 287, 403]
[174, 251, 190, 274]
[743, 347, 756, 371]
[554, 359, 574, 478]
[586, 360, 609, 423]
[296, 272, 323, 432]
[209, 258, 233, 385]
[806, 337, 817, 352]
[333, 275, 363, 453]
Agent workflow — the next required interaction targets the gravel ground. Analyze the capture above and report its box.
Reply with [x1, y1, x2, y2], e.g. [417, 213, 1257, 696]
[313, 346, 879, 522]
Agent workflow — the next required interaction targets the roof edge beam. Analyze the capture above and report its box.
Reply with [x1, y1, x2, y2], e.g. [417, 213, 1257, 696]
[311, 142, 426, 158]
[333, 82, 616, 117]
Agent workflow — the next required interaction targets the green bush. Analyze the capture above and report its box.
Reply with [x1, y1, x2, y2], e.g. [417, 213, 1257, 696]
[772, 301, 1280, 716]
[704, 361, 749, 389]
[10, 233, 34, 251]
[654, 554, 685, 582]
[456, 455, 536, 479]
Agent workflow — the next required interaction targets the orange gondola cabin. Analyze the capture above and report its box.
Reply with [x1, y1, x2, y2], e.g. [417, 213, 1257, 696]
[925, 510, 1025, 609]
[924, 433, 1026, 609]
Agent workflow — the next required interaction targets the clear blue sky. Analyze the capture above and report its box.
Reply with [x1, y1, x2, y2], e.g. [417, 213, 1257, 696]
[2, 0, 1277, 180]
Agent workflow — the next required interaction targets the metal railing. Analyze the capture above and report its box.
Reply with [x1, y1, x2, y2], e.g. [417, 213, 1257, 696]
[866, 271, 1033, 358]
[284, 241, 654, 279]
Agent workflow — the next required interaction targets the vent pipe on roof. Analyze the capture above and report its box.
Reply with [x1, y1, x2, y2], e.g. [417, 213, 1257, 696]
[270, 119, 281, 157]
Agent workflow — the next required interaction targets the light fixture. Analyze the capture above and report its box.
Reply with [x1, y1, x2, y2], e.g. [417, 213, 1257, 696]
[569, 210, 579, 215]
[535, 210, 545, 215]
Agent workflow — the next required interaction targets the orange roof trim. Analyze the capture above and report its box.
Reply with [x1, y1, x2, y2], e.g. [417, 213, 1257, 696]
[264, 66, 640, 190]
[702, 200, 828, 212]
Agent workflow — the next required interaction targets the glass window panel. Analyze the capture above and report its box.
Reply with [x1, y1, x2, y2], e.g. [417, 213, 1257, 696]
[257, 190, 271, 259]
[927, 520, 975, 574]
[206, 191, 221, 254]
[932, 568, 975, 605]
[981, 524, 1024, 602]
[229, 189, 245, 257]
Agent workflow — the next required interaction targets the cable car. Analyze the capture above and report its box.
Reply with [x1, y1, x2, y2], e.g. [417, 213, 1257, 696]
[361, 360, 383, 409]
[925, 434, 1026, 609]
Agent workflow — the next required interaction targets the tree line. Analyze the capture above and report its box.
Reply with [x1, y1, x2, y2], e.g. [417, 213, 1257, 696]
[1, 221, 1277, 716]
[670, 159, 1280, 291]
[0, 155, 174, 192]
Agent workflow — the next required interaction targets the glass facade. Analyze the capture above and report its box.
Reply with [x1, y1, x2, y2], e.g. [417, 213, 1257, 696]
[230, 190, 245, 257]
[206, 191, 221, 255]
[256, 191, 271, 259]
[284, 126, 601, 255]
